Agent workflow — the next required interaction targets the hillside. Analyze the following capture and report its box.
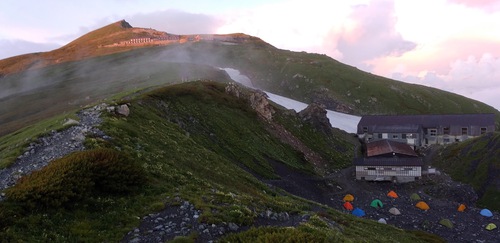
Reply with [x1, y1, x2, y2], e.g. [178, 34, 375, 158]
[0, 81, 446, 242]
[1, 21, 499, 138]
[430, 132, 500, 211]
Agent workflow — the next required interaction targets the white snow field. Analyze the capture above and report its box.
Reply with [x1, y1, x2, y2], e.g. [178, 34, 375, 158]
[221, 68, 361, 133]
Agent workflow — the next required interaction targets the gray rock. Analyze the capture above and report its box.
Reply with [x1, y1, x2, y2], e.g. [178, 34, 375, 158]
[228, 222, 239, 231]
[117, 104, 130, 116]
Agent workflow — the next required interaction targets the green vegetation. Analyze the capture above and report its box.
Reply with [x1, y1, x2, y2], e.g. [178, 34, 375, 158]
[432, 132, 500, 211]
[0, 111, 78, 169]
[2, 24, 499, 136]
[6, 148, 145, 208]
[0, 81, 438, 242]
[221, 213, 445, 243]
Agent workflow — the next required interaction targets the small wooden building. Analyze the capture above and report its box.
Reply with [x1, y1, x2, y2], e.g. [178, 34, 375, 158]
[354, 140, 423, 183]
[357, 114, 495, 148]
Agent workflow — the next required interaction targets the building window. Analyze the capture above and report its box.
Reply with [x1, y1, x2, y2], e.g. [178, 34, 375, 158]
[444, 138, 450, 143]
[443, 127, 450, 135]
[378, 134, 382, 139]
[462, 127, 468, 135]
[429, 129, 437, 136]
[481, 127, 487, 134]
[363, 127, 368, 133]
[367, 167, 376, 170]
[402, 134, 406, 139]
[392, 134, 398, 139]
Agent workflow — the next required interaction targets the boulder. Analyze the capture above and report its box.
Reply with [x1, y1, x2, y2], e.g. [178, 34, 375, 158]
[117, 104, 130, 117]
[298, 103, 331, 134]
[63, 118, 80, 126]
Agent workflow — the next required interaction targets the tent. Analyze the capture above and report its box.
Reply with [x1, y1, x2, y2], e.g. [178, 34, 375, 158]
[389, 207, 401, 215]
[387, 190, 398, 198]
[352, 208, 365, 217]
[457, 204, 466, 212]
[343, 201, 354, 211]
[439, 219, 453, 229]
[415, 201, 430, 210]
[480, 209, 493, 217]
[486, 223, 497, 231]
[410, 193, 421, 201]
[343, 194, 354, 202]
[378, 218, 387, 224]
[370, 199, 384, 209]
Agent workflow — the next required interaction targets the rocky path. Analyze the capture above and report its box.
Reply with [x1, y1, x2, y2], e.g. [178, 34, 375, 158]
[122, 196, 310, 243]
[0, 104, 108, 200]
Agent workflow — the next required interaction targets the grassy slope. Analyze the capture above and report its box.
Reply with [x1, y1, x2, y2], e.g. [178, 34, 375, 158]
[432, 132, 500, 211]
[0, 81, 440, 242]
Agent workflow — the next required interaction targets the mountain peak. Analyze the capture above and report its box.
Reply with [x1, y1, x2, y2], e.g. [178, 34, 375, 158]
[118, 19, 132, 29]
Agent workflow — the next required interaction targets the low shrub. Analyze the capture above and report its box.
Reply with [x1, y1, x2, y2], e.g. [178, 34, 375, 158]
[6, 148, 145, 209]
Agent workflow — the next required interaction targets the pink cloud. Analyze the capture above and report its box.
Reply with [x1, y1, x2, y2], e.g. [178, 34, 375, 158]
[448, 0, 500, 9]
[336, 0, 416, 69]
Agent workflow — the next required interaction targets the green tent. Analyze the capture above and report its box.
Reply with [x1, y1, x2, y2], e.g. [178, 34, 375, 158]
[439, 219, 453, 229]
[410, 193, 421, 201]
[486, 223, 497, 231]
[370, 199, 384, 209]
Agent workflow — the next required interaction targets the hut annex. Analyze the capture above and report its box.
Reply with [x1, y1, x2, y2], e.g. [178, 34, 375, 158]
[354, 140, 423, 183]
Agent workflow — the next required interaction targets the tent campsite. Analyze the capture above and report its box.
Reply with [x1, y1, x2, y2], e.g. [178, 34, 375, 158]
[343, 194, 354, 202]
[480, 209, 493, 217]
[387, 190, 398, 198]
[457, 204, 466, 212]
[343, 201, 354, 211]
[389, 207, 401, 215]
[370, 199, 384, 209]
[410, 193, 421, 201]
[352, 208, 365, 217]
[415, 201, 430, 211]
[486, 223, 497, 231]
[378, 218, 387, 224]
[439, 219, 453, 229]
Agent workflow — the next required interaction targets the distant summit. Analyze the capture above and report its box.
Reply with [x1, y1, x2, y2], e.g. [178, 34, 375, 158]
[0, 20, 266, 76]
[119, 20, 133, 29]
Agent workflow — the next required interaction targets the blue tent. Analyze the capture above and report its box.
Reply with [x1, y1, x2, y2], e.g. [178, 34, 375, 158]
[352, 208, 366, 217]
[480, 209, 493, 217]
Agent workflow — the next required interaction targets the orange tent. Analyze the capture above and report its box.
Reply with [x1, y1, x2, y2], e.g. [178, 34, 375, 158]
[343, 194, 354, 202]
[343, 201, 354, 211]
[387, 190, 398, 199]
[457, 204, 466, 212]
[415, 201, 430, 210]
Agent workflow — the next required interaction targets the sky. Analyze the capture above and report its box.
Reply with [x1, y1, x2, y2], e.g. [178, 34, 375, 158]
[1, 0, 500, 110]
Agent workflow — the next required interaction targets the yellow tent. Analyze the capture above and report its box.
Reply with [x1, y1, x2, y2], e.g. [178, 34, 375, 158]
[486, 223, 497, 231]
[343, 194, 354, 202]
[415, 201, 430, 210]
[457, 204, 466, 212]
[387, 190, 398, 198]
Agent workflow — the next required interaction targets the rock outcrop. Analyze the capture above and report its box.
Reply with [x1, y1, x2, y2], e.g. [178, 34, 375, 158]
[225, 83, 274, 121]
[249, 91, 274, 121]
[298, 103, 332, 135]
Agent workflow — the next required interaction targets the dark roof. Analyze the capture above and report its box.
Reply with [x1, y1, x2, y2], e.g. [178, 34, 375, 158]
[353, 157, 423, 166]
[366, 139, 417, 157]
[358, 113, 495, 134]
[371, 124, 421, 133]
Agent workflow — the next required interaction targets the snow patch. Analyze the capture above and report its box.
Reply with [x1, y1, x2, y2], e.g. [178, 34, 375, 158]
[221, 68, 361, 133]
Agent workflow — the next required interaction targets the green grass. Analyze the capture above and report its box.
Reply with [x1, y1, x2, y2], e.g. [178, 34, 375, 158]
[0, 81, 440, 242]
[0, 111, 78, 169]
[432, 132, 500, 211]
